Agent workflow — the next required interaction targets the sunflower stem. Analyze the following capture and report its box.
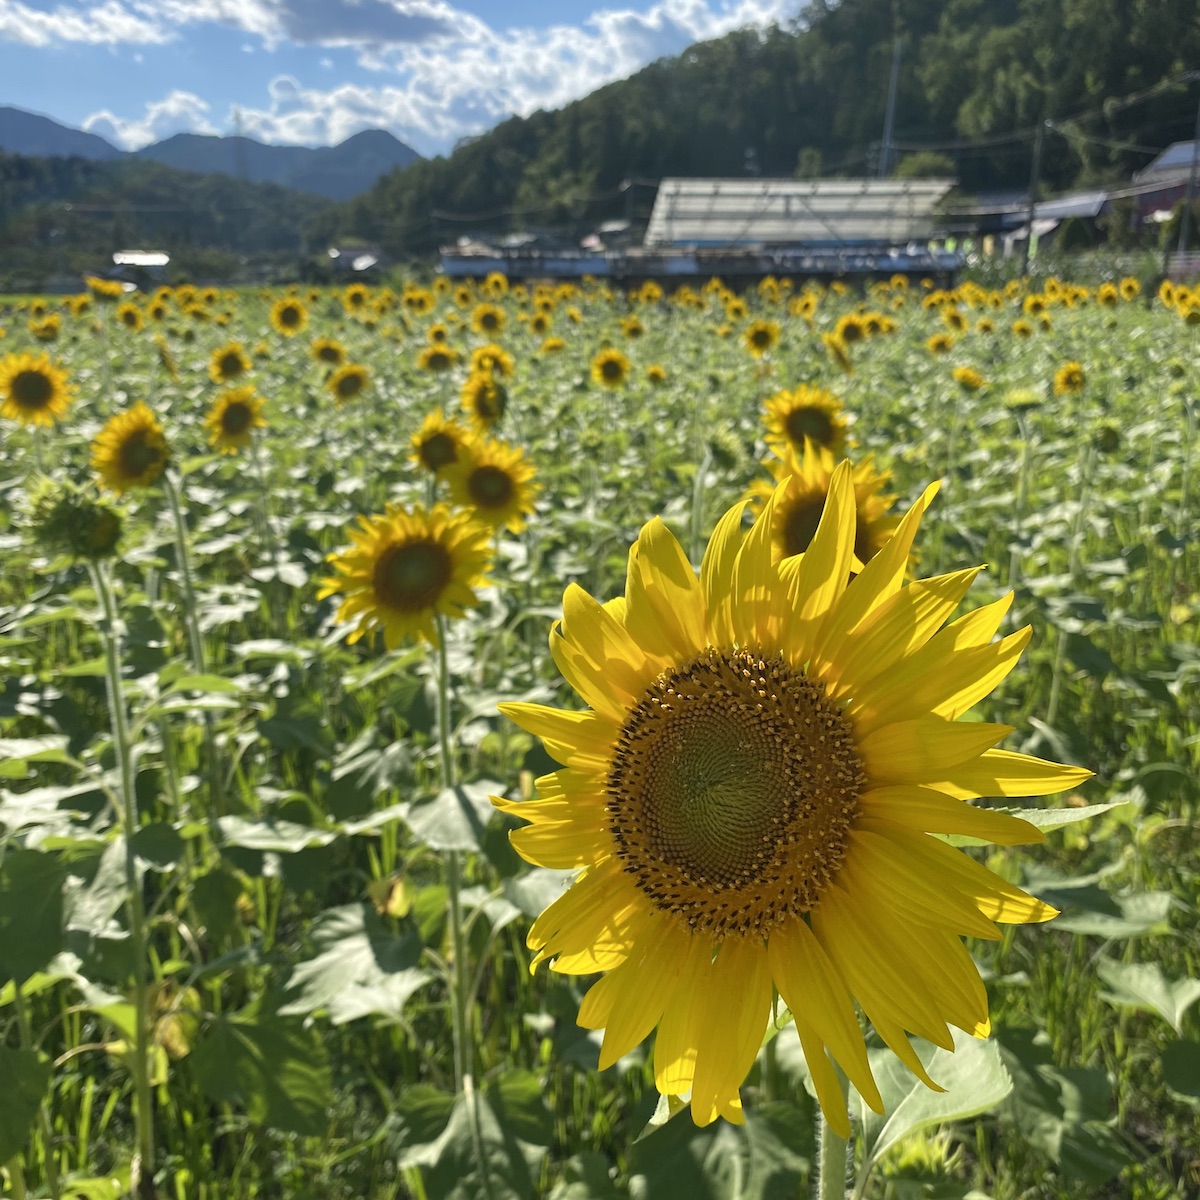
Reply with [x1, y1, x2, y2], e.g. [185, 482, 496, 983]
[814, 1061, 851, 1200]
[1005, 410, 1034, 603]
[435, 614, 471, 1092]
[89, 560, 155, 1193]
[163, 470, 224, 818]
[13, 987, 61, 1200]
[690, 445, 714, 566]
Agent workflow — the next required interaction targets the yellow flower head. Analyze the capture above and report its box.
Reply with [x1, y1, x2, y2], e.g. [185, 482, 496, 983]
[310, 336, 346, 368]
[472, 303, 506, 335]
[469, 343, 515, 378]
[743, 319, 780, 358]
[209, 342, 252, 384]
[417, 344, 460, 373]
[116, 301, 144, 332]
[411, 408, 470, 476]
[92, 402, 170, 494]
[206, 386, 267, 455]
[591, 347, 630, 389]
[834, 313, 866, 345]
[1053, 361, 1085, 395]
[646, 363, 668, 385]
[952, 366, 986, 392]
[85, 275, 126, 300]
[497, 464, 1088, 1132]
[0, 352, 72, 428]
[328, 363, 371, 404]
[270, 297, 309, 336]
[318, 503, 492, 649]
[620, 315, 645, 339]
[925, 333, 954, 356]
[750, 443, 899, 568]
[762, 384, 848, 458]
[444, 437, 539, 534]
[460, 371, 508, 429]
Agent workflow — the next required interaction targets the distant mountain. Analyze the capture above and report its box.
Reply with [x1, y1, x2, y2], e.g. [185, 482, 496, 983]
[135, 128, 421, 201]
[0, 106, 421, 200]
[0, 106, 122, 161]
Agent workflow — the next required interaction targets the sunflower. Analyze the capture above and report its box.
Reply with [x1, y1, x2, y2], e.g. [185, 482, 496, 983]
[460, 372, 508, 429]
[270, 297, 309, 337]
[1053, 362, 1085, 395]
[591, 348, 630, 389]
[952, 366, 986, 392]
[206, 386, 266, 455]
[411, 408, 470, 476]
[310, 337, 346, 368]
[117, 301, 144, 332]
[750, 444, 898, 567]
[496, 465, 1088, 1132]
[762, 385, 848, 457]
[834, 313, 866, 345]
[0, 352, 72, 427]
[925, 333, 954, 356]
[415, 344, 458, 374]
[469, 343, 515, 378]
[328, 363, 371, 404]
[318, 503, 492, 649]
[1119, 276, 1141, 301]
[29, 315, 60, 342]
[472, 303, 506, 336]
[1096, 283, 1118, 308]
[444, 437, 539, 534]
[646, 364, 668, 386]
[541, 336, 567, 354]
[620, 315, 645, 339]
[343, 283, 371, 314]
[209, 342, 252, 384]
[427, 322, 450, 344]
[529, 311, 552, 336]
[1011, 319, 1034, 338]
[92, 402, 170, 494]
[743, 320, 780, 358]
[85, 275, 126, 300]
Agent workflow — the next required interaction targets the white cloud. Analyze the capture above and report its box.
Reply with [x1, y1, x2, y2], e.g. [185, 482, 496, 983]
[84, 89, 219, 148]
[0, 0, 169, 46]
[71, 1, 794, 154]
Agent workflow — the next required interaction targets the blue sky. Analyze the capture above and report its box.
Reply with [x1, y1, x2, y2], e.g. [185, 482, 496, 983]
[0, 0, 794, 155]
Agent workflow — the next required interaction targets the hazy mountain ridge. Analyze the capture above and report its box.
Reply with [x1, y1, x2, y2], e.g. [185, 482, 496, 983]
[0, 107, 420, 200]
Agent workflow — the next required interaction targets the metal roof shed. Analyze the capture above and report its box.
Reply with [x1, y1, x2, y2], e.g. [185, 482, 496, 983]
[643, 178, 955, 248]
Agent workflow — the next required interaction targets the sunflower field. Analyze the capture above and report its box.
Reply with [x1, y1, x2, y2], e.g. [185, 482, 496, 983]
[0, 269, 1198, 1200]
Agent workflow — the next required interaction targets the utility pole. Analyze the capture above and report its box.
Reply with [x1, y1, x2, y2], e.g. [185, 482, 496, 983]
[1021, 120, 1047, 276]
[879, 34, 902, 179]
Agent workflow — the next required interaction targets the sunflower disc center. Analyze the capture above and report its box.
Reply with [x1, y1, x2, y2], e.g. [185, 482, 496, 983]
[221, 402, 252, 434]
[469, 464, 514, 509]
[601, 359, 622, 381]
[607, 647, 864, 937]
[119, 431, 163, 477]
[784, 406, 833, 448]
[421, 432, 457, 470]
[13, 370, 53, 409]
[374, 539, 453, 612]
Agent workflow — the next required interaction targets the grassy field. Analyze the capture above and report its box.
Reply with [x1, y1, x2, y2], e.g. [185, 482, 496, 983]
[0, 270, 1198, 1200]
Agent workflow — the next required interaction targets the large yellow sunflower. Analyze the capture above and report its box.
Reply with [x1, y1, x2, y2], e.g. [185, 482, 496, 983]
[591, 347, 630, 389]
[318, 503, 493, 649]
[444, 437, 539, 534]
[460, 371, 508, 430]
[327, 363, 371, 405]
[496, 466, 1088, 1133]
[0, 352, 72, 427]
[206, 386, 267, 454]
[762, 384, 848, 457]
[209, 342, 252, 384]
[750, 444, 899, 568]
[411, 408, 470, 476]
[92, 402, 170, 494]
[270, 297, 309, 337]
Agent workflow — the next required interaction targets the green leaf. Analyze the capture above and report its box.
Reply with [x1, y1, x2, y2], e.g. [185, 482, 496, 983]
[191, 1004, 333, 1135]
[406, 782, 499, 852]
[132, 822, 186, 871]
[1052, 890, 1177, 939]
[628, 1101, 812, 1200]
[0, 1048, 52, 1163]
[279, 903, 430, 1025]
[548, 1153, 622, 1200]
[1095, 960, 1200, 1033]
[856, 1031, 1012, 1181]
[0, 735, 73, 768]
[216, 816, 336, 853]
[1161, 1039, 1200, 1106]
[0, 849, 66, 986]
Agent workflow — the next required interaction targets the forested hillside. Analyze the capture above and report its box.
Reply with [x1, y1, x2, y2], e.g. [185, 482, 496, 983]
[0, 152, 331, 289]
[314, 0, 1200, 254]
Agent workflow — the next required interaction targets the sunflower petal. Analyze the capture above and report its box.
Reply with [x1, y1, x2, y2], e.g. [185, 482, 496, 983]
[701, 499, 749, 647]
[858, 717, 1012, 783]
[858, 783, 1044, 845]
[927, 749, 1094, 800]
